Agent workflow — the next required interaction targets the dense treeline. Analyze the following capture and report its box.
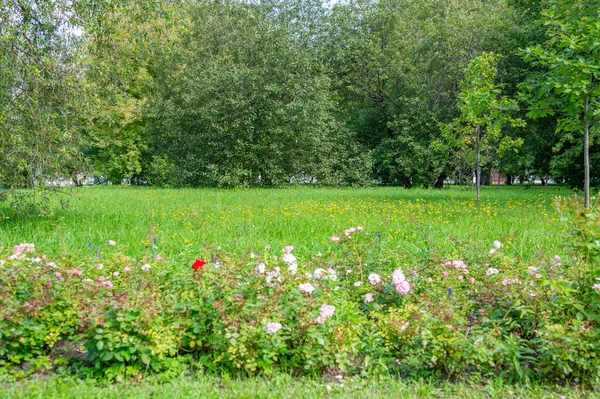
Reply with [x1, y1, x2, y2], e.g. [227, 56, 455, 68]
[1, 0, 598, 196]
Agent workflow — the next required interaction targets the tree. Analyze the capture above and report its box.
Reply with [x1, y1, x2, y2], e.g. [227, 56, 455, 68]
[520, 0, 600, 208]
[0, 0, 90, 209]
[449, 52, 525, 200]
[148, 2, 370, 187]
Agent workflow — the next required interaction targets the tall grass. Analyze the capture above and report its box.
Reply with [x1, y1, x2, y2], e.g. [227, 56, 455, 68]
[0, 185, 570, 270]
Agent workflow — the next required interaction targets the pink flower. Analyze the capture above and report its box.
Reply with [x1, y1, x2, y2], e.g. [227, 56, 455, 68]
[443, 271, 450, 277]
[70, 268, 83, 276]
[108, 240, 116, 246]
[535, 273, 542, 279]
[469, 277, 475, 284]
[55, 272, 62, 280]
[98, 276, 105, 282]
[392, 269, 406, 284]
[299, 283, 315, 294]
[458, 275, 464, 281]
[283, 246, 294, 254]
[348, 227, 356, 233]
[502, 279, 509, 286]
[103, 280, 114, 288]
[155, 254, 164, 262]
[410, 270, 417, 275]
[113, 272, 119, 277]
[462, 269, 469, 274]
[124, 266, 131, 273]
[97, 264, 103, 270]
[266, 322, 282, 334]
[316, 304, 336, 323]
[357, 226, 363, 232]
[467, 290, 473, 295]
[554, 255, 561, 261]
[330, 236, 340, 243]
[395, 280, 411, 295]
[364, 293, 374, 303]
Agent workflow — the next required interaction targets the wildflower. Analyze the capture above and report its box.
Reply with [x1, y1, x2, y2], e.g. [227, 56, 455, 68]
[469, 277, 475, 284]
[344, 230, 351, 237]
[346, 269, 353, 275]
[30, 257, 42, 263]
[391, 269, 406, 285]
[467, 290, 473, 295]
[318, 304, 335, 323]
[535, 273, 542, 279]
[48, 262, 57, 269]
[12, 243, 35, 257]
[486, 268, 499, 276]
[348, 227, 356, 233]
[368, 273, 381, 285]
[493, 240, 502, 249]
[357, 226, 363, 232]
[155, 254, 164, 262]
[410, 270, 417, 275]
[288, 262, 298, 274]
[528, 266, 540, 275]
[82, 278, 93, 283]
[462, 269, 469, 274]
[266, 267, 281, 284]
[250, 252, 255, 259]
[313, 268, 327, 279]
[354, 281, 363, 287]
[113, 272, 119, 277]
[395, 280, 411, 295]
[282, 253, 297, 264]
[266, 322, 282, 334]
[98, 276, 105, 282]
[457, 275, 464, 281]
[443, 271, 450, 277]
[124, 266, 131, 273]
[489, 248, 497, 254]
[327, 268, 338, 281]
[364, 293, 374, 303]
[299, 283, 315, 294]
[70, 268, 83, 276]
[283, 246, 294, 254]
[108, 240, 116, 246]
[142, 264, 151, 272]
[554, 255, 561, 261]
[55, 272, 62, 280]
[593, 284, 600, 292]
[192, 259, 206, 271]
[103, 280, 114, 288]
[400, 321, 409, 331]
[256, 263, 266, 274]
[330, 236, 340, 243]
[97, 264, 103, 270]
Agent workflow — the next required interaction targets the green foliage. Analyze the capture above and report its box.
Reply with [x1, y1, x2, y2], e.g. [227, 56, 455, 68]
[2, 198, 600, 385]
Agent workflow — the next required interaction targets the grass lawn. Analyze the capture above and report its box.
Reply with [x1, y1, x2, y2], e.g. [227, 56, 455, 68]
[0, 185, 572, 268]
[2, 374, 597, 399]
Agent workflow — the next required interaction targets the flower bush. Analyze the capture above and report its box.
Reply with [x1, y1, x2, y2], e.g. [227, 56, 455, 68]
[1, 203, 599, 385]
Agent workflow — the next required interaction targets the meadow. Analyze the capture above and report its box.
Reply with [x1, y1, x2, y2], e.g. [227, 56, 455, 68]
[2, 185, 599, 398]
[0, 185, 569, 266]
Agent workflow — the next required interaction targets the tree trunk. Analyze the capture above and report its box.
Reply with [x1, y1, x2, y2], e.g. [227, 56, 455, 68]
[476, 126, 481, 201]
[584, 94, 590, 209]
[497, 170, 500, 189]
[434, 174, 445, 189]
[506, 175, 512, 185]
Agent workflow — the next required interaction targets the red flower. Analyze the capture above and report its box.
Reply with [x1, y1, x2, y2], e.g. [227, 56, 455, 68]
[192, 259, 206, 271]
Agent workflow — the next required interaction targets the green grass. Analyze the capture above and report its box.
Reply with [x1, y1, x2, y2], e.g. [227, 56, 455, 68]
[2, 374, 597, 399]
[0, 185, 572, 269]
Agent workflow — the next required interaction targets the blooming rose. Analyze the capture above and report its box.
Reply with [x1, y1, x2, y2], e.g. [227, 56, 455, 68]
[192, 259, 206, 271]
[392, 269, 406, 284]
[266, 322, 282, 334]
[299, 283, 315, 294]
[395, 280, 411, 295]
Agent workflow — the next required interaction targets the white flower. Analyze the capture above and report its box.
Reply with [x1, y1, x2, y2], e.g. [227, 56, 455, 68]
[299, 283, 315, 294]
[250, 252, 255, 259]
[256, 263, 266, 274]
[528, 266, 540, 275]
[346, 269, 353, 275]
[493, 240, 502, 249]
[400, 321, 409, 331]
[282, 253, 297, 264]
[327, 268, 338, 281]
[266, 322, 282, 334]
[305, 273, 313, 279]
[364, 293, 374, 303]
[368, 273, 381, 285]
[489, 248, 497, 254]
[354, 281, 363, 287]
[288, 262, 298, 274]
[391, 269, 406, 285]
[142, 264, 151, 272]
[313, 268, 327, 279]
[593, 283, 600, 292]
[266, 267, 281, 284]
[485, 268, 499, 276]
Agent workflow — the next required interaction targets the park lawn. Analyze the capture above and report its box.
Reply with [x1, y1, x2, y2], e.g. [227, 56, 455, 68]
[2, 374, 597, 399]
[0, 185, 570, 270]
